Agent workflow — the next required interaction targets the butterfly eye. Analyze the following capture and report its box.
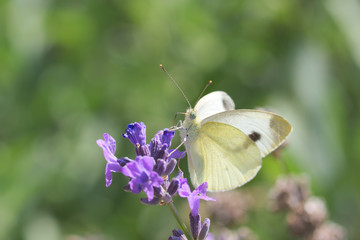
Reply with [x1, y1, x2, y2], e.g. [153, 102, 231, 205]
[190, 112, 196, 120]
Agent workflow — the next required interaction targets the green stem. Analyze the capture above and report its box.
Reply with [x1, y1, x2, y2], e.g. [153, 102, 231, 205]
[168, 202, 193, 240]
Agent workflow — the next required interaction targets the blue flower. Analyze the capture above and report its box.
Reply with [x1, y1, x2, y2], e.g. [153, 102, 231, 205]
[96, 133, 124, 187]
[178, 178, 216, 215]
[98, 122, 185, 203]
[150, 129, 185, 161]
[121, 156, 164, 201]
[123, 122, 147, 146]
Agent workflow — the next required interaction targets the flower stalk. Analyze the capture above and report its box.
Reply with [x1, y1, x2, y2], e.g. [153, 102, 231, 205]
[168, 202, 193, 240]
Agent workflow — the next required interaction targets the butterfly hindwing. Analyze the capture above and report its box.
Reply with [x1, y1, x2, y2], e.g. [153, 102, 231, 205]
[186, 121, 262, 192]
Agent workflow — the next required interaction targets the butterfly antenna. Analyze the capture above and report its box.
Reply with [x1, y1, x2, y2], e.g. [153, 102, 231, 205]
[195, 80, 212, 105]
[160, 64, 192, 108]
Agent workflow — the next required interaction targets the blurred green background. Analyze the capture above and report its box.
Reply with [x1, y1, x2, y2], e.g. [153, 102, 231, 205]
[1, 0, 360, 239]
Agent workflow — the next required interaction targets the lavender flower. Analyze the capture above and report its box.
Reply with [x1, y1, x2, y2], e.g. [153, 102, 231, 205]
[122, 156, 163, 201]
[178, 178, 216, 215]
[178, 178, 215, 240]
[98, 122, 186, 203]
[96, 133, 123, 187]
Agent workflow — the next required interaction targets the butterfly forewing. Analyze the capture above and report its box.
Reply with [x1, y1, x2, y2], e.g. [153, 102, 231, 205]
[201, 110, 292, 157]
[193, 91, 235, 121]
[187, 122, 262, 192]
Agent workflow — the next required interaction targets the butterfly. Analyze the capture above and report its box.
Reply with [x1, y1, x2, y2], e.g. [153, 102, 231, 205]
[179, 91, 292, 192]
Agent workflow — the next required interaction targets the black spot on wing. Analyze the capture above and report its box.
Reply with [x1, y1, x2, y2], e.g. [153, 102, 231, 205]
[249, 131, 261, 142]
[222, 99, 232, 110]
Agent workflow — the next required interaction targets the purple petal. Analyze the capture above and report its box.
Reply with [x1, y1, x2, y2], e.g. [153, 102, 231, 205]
[103, 133, 116, 154]
[138, 156, 156, 174]
[107, 162, 122, 172]
[194, 182, 216, 202]
[121, 160, 142, 178]
[168, 149, 186, 160]
[178, 179, 216, 215]
[143, 183, 155, 201]
[105, 165, 113, 188]
[160, 129, 175, 147]
[199, 195, 216, 202]
[194, 182, 208, 196]
[97, 134, 118, 163]
[129, 178, 142, 194]
[150, 171, 163, 188]
[178, 178, 191, 197]
[104, 162, 122, 187]
[123, 122, 147, 146]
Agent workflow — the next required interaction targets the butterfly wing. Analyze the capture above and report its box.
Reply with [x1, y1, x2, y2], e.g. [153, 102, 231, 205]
[193, 91, 235, 121]
[186, 121, 262, 192]
[201, 110, 292, 157]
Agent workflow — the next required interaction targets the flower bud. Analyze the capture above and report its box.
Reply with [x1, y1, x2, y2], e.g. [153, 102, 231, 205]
[163, 159, 177, 176]
[140, 197, 161, 205]
[154, 159, 166, 176]
[189, 213, 201, 240]
[123, 184, 131, 192]
[171, 229, 187, 240]
[168, 178, 180, 196]
[198, 218, 210, 240]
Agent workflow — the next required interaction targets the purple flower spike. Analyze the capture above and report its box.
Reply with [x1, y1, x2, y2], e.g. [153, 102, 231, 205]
[123, 122, 147, 146]
[178, 179, 216, 215]
[96, 133, 122, 187]
[121, 156, 163, 201]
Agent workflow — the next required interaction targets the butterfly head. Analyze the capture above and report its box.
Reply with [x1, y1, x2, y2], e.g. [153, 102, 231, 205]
[183, 108, 200, 129]
[189, 110, 196, 120]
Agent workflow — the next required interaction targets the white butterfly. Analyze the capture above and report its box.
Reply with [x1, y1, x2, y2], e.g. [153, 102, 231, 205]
[179, 91, 292, 192]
